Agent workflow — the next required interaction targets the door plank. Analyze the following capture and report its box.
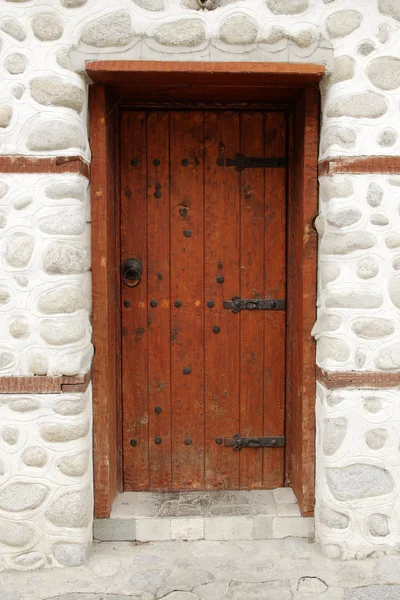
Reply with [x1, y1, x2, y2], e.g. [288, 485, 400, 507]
[239, 112, 265, 489]
[170, 111, 205, 490]
[146, 111, 172, 490]
[121, 111, 149, 490]
[263, 112, 287, 488]
[204, 111, 241, 489]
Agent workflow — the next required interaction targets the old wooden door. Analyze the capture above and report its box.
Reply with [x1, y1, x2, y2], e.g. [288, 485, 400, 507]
[120, 109, 287, 491]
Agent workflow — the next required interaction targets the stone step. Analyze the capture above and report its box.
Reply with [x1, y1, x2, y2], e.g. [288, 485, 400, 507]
[94, 489, 314, 543]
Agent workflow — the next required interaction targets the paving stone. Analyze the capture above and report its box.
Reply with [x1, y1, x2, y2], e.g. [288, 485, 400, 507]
[94, 518, 136, 541]
[136, 518, 171, 541]
[253, 515, 273, 539]
[204, 516, 253, 540]
[272, 517, 314, 539]
[170, 518, 204, 540]
[273, 488, 297, 504]
[344, 586, 400, 599]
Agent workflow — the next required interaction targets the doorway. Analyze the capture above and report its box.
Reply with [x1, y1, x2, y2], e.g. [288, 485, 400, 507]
[120, 109, 287, 491]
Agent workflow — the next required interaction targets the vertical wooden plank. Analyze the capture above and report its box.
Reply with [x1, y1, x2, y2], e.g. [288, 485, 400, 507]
[170, 111, 205, 490]
[120, 111, 149, 490]
[204, 111, 240, 490]
[90, 85, 118, 517]
[238, 112, 265, 489]
[289, 89, 318, 516]
[146, 111, 172, 490]
[263, 112, 287, 488]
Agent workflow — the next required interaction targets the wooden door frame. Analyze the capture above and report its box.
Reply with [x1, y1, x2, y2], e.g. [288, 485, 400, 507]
[88, 61, 324, 518]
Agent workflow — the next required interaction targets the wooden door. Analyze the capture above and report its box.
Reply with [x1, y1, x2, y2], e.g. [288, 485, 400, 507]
[120, 109, 287, 491]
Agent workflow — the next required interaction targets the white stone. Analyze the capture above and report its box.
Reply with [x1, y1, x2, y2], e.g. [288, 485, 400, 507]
[364, 397, 383, 414]
[4, 233, 34, 268]
[326, 209, 361, 228]
[352, 319, 394, 338]
[366, 428, 388, 450]
[0, 482, 48, 512]
[368, 513, 389, 537]
[321, 127, 356, 154]
[377, 128, 398, 147]
[13, 194, 32, 210]
[367, 182, 383, 207]
[5, 53, 26, 75]
[329, 56, 355, 86]
[0, 106, 12, 128]
[39, 211, 86, 235]
[57, 451, 89, 476]
[171, 518, 204, 540]
[266, 0, 308, 15]
[56, 50, 74, 72]
[358, 41, 375, 56]
[272, 517, 314, 539]
[392, 256, 400, 270]
[379, 0, 400, 21]
[323, 417, 348, 455]
[13, 552, 46, 569]
[326, 10, 362, 39]
[311, 314, 341, 336]
[30, 79, 84, 113]
[0, 458, 5, 476]
[52, 395, 87, 415]
[326, 289, 383, 309]
[357, 258, 379, 279]
[134, 0, 164, 9]
[23, 447, 48, 468]
[0, 289, 11, 305]
[45, 487, 92, 528]
[327, 92, 388, 119]
[44, 179, 86, 200]
[32, 13, 64, 41]
[0, 520, 34, 548]
[389, 277, 400, 308]
[8, 397, 39, 412]
[321, 233, 375, 255]
[40, 420, 90, 443]
[320, 178, 353, 202]
[80, 11, 133, 47]
[371, 213, 389, 225]
[0, 19, 27, 41]
[375, 343, 400, 369]
[219, 15, 258, 45]
[9, 319, 30, 339]
[154, 19, 206, 46]
[2, 426, 18, 445]
[319, 501, 349, 529]
[60, 0, 87, 6]
[326, 465, 394, 501]
[38, 286, 87, 314]
[40, 320, 86, 345]
[355, 349, 367, 368]
[26, 120, 86, 152]
[136, 518, 171, 541]
[53, 542, 89, 566]
[43, 244, 87, 275]
[368, 57, 400, 91]
[204, 516, 253, 540]
[377, 23, 391, 43]
[0, 351, 15, 370]
[12, 84, 25, 100]
[28, 351, 48, 375]
[385, 234, 400, 249]
[0, 182, 9, 198]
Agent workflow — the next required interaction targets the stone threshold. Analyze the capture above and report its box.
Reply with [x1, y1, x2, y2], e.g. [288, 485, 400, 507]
[94, 488, 314, 543]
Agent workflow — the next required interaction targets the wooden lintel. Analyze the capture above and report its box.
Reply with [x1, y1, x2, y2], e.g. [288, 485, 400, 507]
[317, 367, 400, 390]
[0, 371, 91, 395]
[0, 156, 89, 178]
[319, 156, 400, 176]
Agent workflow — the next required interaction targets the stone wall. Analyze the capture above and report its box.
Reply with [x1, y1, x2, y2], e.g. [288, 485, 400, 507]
[0, 0, 400, 566]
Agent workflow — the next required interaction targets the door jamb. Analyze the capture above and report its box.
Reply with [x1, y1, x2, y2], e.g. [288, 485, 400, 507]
[88, 62, 323, 518]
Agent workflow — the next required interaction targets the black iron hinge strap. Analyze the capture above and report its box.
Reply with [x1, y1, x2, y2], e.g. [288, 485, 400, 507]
[216, 154, 287, 172]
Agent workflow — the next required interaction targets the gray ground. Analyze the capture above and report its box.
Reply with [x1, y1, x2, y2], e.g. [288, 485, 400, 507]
[2, 539, 400, 600]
